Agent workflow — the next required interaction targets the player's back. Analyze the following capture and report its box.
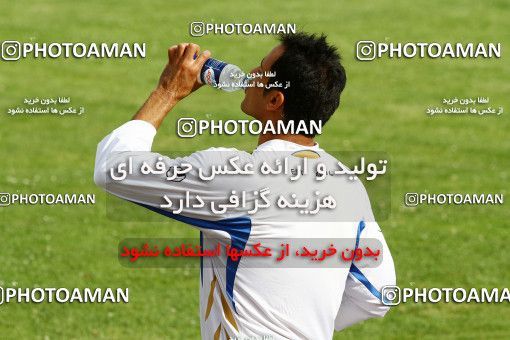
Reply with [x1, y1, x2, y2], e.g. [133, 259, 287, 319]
[198, 140, 373, 339]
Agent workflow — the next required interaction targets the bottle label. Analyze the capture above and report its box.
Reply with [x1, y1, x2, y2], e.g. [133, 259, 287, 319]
[200, 58, 228, 86]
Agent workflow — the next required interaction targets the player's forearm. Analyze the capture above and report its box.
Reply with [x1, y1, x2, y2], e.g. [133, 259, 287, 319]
[132, 43, 210, 130]
[132, 87, 178, 130]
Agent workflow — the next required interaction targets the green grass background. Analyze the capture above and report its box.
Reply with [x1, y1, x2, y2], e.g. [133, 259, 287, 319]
[0, 0, 509, 338]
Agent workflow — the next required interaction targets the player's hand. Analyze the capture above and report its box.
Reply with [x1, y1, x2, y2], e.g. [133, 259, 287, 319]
[156, 43, 211, 102]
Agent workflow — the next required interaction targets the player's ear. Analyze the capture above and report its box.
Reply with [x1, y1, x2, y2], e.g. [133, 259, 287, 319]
[265, 90, 285, 112]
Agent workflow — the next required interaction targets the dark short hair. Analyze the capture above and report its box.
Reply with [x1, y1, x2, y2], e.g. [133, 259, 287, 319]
[265, 32, 347, 137]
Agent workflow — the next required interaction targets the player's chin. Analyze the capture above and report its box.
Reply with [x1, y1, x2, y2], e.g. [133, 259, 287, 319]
[240, 98, 249, 114]
[241, 97, 258, 119]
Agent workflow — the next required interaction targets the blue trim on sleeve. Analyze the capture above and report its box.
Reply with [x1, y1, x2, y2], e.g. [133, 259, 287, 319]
[349, 220, 382, 300]
[349, 264, 382, 300]
[354, 220, 365, 250]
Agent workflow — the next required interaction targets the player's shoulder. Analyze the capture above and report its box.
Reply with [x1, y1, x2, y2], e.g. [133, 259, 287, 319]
[188, 147, 252, 165]
[321, 150, 372, 201]
[325, 151, 376, 222]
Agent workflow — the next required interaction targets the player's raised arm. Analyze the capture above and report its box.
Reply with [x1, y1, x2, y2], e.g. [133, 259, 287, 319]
[132, 43, 210, 129]
[93, 42, 235, 224]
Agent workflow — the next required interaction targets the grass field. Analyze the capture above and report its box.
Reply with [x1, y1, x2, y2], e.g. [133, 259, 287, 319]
[0, 0, 509, 338]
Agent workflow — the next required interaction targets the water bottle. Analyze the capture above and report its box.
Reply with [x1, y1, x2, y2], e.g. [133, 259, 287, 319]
[197, 58, 247, 92]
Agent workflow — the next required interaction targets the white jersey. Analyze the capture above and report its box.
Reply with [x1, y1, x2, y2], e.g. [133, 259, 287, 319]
[94, 120, 396, 339]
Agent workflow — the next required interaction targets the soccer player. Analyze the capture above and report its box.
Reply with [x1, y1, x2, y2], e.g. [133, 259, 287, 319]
[94, 33, 396, 339]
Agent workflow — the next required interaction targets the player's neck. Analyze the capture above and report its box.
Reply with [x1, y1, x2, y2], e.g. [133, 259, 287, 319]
[258, 133, 315, 147]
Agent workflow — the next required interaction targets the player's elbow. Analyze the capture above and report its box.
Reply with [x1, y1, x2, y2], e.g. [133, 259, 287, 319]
[93, 166, 108, 190]
[369, 277, 397, 320]
[375, 283, 397, 319]
[93, 146, 108, 189]
[376, 304, 391, 319]
[356, 302, 392, 325]
[333, 295, 392, 332]
[93, 151, 116, 190]
[93, 171, 105, 189]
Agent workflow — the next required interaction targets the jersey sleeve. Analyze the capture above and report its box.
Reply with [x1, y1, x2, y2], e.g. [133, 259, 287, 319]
[94, 120, 250, 231]
[334, 180, 396, 331]
[334, 220, 396, 330]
